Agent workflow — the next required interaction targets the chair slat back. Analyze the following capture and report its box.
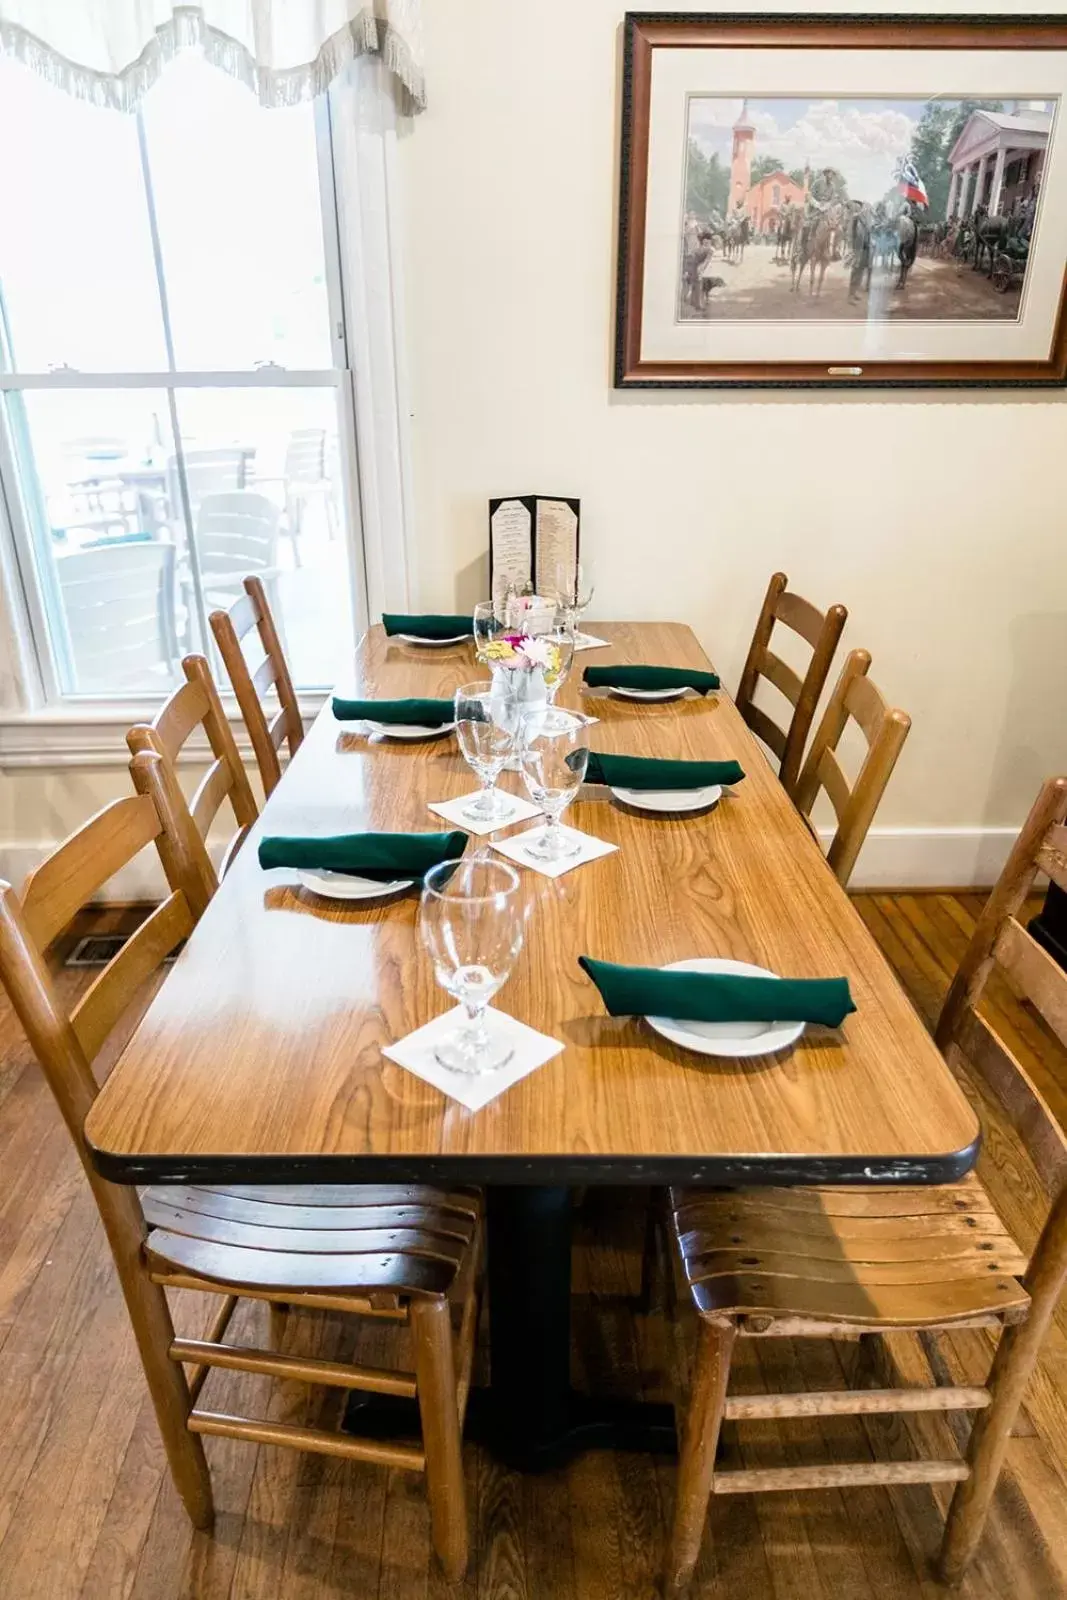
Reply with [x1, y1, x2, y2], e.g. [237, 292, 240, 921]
[126, 656, 258, 914]
[993, 917, 1067, 1049]
[1037, 824, 1067, 894]
[209, 576, 304, 798]
[0, 796, 192, 1153]
[195, 492, 280, 579]
[938, 778, 1067, 1061]
[937, 778, 1067, 1293]
[150, 677, 210, 764]
[70, 891, 194, 1065]
[792, 649, 911, 888]
[774, 588, 827, 647]
[21, 792, 161, 954]
[56, 541, 177, 694]
[735, 572, 848, 794]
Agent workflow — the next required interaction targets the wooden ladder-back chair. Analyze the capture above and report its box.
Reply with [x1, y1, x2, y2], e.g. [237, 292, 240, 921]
[792, 647, 911, 888]
[209, 575, 304, 798]
[661, 775, 1067, 1596]
[0, 773, 482, 1580]
[735, 572, 848, 795]
[126, 654, 258, 917]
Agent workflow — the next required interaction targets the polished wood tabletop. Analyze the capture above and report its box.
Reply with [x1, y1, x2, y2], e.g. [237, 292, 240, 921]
[86, 622, 980, 1186]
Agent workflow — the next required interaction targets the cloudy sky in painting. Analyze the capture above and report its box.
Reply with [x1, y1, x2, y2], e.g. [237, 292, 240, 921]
[688, 97, 924, 202]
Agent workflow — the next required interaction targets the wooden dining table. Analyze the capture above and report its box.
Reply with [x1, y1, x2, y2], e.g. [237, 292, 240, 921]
[86, 620, 981, 1470]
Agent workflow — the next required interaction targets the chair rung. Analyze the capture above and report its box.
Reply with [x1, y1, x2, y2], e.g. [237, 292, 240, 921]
[712, 1460, 970, 1495]
[150, 1272, 408, 1319]
[724, 1386, 990, 1422]
[188, 1410, 425, 1472]
[171, 1337, 417, 1398]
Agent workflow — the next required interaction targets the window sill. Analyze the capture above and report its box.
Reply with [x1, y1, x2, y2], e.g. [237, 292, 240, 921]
[0, 692, 327, 770]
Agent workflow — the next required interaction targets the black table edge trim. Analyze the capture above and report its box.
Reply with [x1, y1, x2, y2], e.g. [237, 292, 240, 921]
[86, 1134, 982, 1189]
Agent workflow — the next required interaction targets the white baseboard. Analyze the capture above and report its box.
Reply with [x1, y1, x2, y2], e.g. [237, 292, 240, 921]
[0, 826, 1018, 900]
[828, 826, 1018, 890]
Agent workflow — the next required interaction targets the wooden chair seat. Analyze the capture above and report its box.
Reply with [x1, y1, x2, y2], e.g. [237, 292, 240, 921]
[143, 1183, 481, 1299]
[669, 1177, 1030, 1328]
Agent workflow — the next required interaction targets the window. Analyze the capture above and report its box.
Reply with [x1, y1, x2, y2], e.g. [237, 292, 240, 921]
[0, 53, 361, 701]
[772, 184, 780, 206]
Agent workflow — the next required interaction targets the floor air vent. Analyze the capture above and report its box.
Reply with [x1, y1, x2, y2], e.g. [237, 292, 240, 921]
[65, 932, 184, 967]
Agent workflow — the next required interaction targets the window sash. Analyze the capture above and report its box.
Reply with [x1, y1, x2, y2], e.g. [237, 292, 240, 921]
[0, 93, 366, 707]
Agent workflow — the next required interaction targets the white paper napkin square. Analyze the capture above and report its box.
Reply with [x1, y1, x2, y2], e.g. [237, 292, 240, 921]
[573, 632, 610, 651]
[381, 1006, 563, 1110]
[427, 789, 542, 837]
[492, 823, 619, 879]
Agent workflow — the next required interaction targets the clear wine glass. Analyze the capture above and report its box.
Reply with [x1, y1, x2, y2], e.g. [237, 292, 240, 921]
[540, 618, 577, 733]
[519, 710, 589, 861]
[420, 857, 525, 1074]
[454, 681, 518, 822]
[554, 558, 595, 634]
[472, 600, 504, 665]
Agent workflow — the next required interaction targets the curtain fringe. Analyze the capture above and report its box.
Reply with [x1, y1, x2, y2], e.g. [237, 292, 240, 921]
[0, 6, 426, 114]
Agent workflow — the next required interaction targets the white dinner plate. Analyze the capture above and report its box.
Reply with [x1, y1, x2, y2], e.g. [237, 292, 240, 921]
[610, 784, 722, 815]
[645, 957, 806, 1059]
[364, 721, 455, 741]
[396, 632, 471, 647]
[297, 869, 415, 901]
[608, 685, 690, 702]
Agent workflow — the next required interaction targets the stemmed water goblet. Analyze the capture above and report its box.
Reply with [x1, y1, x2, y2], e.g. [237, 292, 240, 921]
[454, 681, 518, 823]
[554, 558, 595, 637]
[472, 600, 504, 665]
[419, 857, 525, 1074]
[540, 615, 577, 732]
[519, 710, 589, 861]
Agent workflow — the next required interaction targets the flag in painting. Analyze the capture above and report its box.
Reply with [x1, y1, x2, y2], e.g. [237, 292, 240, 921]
[895, 157, 929, 208]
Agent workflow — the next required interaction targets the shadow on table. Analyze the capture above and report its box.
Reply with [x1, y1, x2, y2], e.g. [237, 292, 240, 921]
[558, 1011, 846, 1072]
[261, 884, 418, 919]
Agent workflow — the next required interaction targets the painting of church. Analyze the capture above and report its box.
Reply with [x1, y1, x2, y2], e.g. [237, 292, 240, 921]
[726, 100, 809, 235]
[745, 170, 809, 234]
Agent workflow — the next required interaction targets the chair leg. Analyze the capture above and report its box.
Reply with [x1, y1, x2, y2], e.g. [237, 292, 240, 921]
[119, 1267, 213, 1526]
[938, 1314, 1045, 1585]
[95, 1185, 213, 1530]
[665, 1317, 736, 1597]
[411, 1296, 469, 1582]
[269, 1301, 289, 1349]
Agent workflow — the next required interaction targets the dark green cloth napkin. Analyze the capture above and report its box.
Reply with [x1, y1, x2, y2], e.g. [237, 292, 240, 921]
[382, 613, 473, 640]
[332, 696, 455, 726]
[583, 664, 720, 694]
[578, 956, 855, 1028]
[582, 752, 744, 790]
[258, 830, 468, 882]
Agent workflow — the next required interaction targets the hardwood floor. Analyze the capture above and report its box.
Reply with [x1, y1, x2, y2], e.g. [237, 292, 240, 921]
[3, 894, 1067, 1598]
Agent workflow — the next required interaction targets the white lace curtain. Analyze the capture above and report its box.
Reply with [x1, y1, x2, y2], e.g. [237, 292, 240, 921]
[0, 0, 425, 111]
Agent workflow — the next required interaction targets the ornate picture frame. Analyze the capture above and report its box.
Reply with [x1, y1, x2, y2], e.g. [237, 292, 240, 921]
[615, 13, 1067, 387]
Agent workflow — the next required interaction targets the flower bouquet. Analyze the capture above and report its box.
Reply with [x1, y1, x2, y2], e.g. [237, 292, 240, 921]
[481, 631, 563, 688]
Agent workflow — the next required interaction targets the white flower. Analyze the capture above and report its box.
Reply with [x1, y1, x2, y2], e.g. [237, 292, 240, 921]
[517, 636, 553, 668]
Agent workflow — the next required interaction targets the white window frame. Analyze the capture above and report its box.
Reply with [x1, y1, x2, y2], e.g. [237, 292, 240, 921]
[0, 82, 391, 767]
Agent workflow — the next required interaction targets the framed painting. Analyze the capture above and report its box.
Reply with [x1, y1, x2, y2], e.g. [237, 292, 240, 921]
[615, 14, 1067, 387]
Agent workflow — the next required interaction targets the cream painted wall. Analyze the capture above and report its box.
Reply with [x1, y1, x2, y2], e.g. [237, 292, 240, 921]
[1, 0, 1065, 891]
[398, 0, 1067, 883]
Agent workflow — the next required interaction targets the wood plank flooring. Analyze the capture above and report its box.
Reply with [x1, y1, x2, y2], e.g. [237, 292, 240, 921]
[3, 894, 1067, 1598]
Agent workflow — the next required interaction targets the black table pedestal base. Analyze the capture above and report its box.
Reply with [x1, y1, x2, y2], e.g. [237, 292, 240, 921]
[342, 1185, 677, 1470]
[342, 1388, 676, 1473]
